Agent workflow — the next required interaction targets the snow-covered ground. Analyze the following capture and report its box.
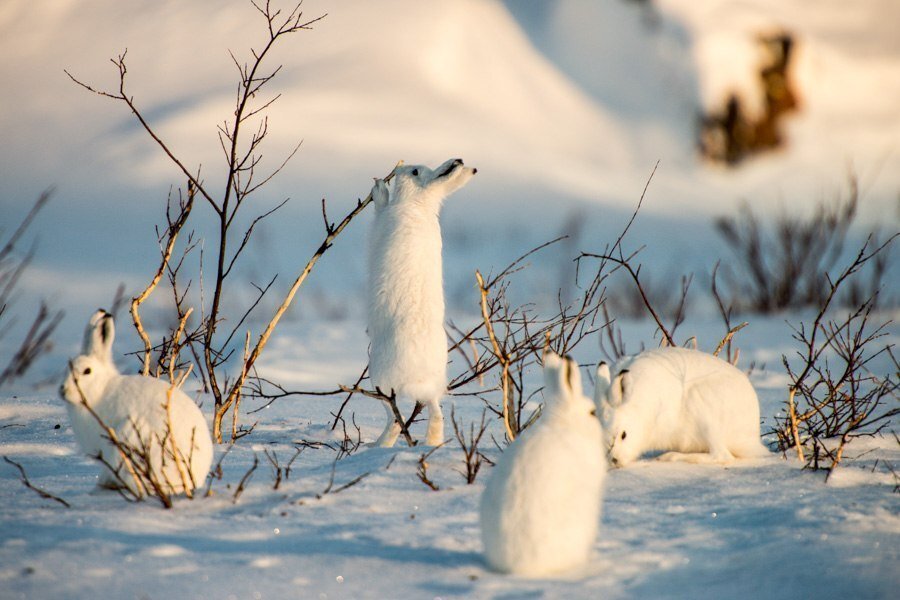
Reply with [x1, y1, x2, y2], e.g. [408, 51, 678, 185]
[1, 317, 898, 599]
[1, 0, 899, 598]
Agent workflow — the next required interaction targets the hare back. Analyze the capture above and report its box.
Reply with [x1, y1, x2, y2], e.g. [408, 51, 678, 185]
[481, 423, 605, 575]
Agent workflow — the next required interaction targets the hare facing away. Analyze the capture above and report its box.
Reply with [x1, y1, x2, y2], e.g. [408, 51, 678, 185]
[480, 353, 606, 577]
[59, 310, 213, 495]
[595, 347, 770, 467]
[367, 158, 476, 447]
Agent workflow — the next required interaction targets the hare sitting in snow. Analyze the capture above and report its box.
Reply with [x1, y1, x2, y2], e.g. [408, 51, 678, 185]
[367, 158, 476, 447]
[59, 310, 213, 495]
[480, 353, 606, 577]
[594, 347, 770, 466]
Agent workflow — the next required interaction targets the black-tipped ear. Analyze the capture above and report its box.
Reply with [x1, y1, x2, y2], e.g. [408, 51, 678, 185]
[608, 369, 630, 407]
[562, 355, 584, 398]
[618, 369, 630, 397]
[563, 355, 577, 389]
[85, 310, 115, 362]
[99, 316, 112, 345]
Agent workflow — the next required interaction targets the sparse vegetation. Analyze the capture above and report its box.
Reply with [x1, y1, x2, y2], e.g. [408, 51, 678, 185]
[773, 234, 898, 476]
[64, 2, 401, 444]
[713, 178, 886, 313]
[0, 191, 64, 388]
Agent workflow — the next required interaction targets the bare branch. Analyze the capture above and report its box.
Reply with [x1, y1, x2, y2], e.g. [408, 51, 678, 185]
[2, 456, 71, 508]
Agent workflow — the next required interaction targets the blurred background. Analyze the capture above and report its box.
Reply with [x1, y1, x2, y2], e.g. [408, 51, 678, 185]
[1, 0, 898, 380]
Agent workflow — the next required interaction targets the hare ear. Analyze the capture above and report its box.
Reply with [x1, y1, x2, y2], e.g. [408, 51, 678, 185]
[563, 355, 583, 398]
[542, 351, 566, 400]
[594, 362, 611, 400]
[608, 369, 630, 407]
[84, 309, 115, 362]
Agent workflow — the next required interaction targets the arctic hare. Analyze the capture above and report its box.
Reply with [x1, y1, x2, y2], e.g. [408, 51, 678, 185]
[595, 347, 769, 466]
[367, 158, 476, 446]
[480, 353, 606, 577]
[59, 310, 213, 495]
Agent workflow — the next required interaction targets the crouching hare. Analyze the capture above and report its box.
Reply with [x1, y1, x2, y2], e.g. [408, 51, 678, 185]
[59, 310, 213, 495]
[480, 353, 606, 577]
[595, 347, 770, 466]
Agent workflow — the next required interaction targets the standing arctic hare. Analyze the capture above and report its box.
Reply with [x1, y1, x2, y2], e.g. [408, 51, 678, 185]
[367, 158, 476, 447]
[480, 353, 606, 577]
[595, 347, 770, 466]
[59, 310, 213, 495]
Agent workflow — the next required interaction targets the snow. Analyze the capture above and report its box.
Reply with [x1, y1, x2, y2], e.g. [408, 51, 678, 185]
[2, 317, 899, 599]
[1, 0, 899, 598]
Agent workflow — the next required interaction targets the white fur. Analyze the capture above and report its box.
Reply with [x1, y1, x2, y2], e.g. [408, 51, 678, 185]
[367, 158, 476, 447]
[595, 347, 770, 466]
[480, 353, 606, 577]
[59, 310, 213, 494]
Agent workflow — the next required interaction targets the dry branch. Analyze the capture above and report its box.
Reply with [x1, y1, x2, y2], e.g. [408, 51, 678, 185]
[416, 445, 442, 491]
[3, 456, 71, 508]
[475, 270, 516, 442]
[131, 184, 195, 375]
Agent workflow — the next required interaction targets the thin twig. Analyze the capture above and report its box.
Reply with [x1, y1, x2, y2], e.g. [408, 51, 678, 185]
[3, 456, 71, 508]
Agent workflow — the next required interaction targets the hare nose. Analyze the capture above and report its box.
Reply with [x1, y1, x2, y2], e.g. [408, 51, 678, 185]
[610, 456, 619, 467]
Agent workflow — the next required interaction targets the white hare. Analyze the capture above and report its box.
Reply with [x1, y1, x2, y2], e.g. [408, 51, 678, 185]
[367, 158, 476, 447]
[595, 347, 770, 466]
[59, 310, 213, 495]
[480, 353, 606, 577]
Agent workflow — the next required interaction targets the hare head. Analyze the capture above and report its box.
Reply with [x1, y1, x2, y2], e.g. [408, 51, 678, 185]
[60, 310, 118, 407]
[377, 159, 476, 209]
[597, 368, 646, 467]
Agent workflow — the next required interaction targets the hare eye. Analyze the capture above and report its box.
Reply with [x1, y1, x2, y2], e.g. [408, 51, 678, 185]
[82, 367, 92, 375]
[411, 168, 419, 177]
[621, 431, 627, 440]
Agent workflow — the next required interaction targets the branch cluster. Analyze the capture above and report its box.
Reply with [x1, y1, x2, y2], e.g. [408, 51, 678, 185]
[773, 234, 899, 475]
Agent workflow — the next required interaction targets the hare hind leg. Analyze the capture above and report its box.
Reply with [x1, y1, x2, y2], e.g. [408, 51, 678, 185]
[374, 400, 401, 448]
[424, 397, 445, 446]
[657, 449, 735, 464]
[657, 435, 735, 464]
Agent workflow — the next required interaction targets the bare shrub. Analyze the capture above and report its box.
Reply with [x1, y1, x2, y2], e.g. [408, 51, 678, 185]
[604, 270, 693, 325]
[416, 445, 442, 492]
[66, 2, 398, 443]
[773, 234, 899, 476]
[714, 178, 875, 313]
[263, 447, 303, 491]
[580, 168, 754, 366]
[0, 190, 64, 388]
[451, 406, 491, 484]
[710, 262, 748, 366]
[461, 242, 611, 441]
